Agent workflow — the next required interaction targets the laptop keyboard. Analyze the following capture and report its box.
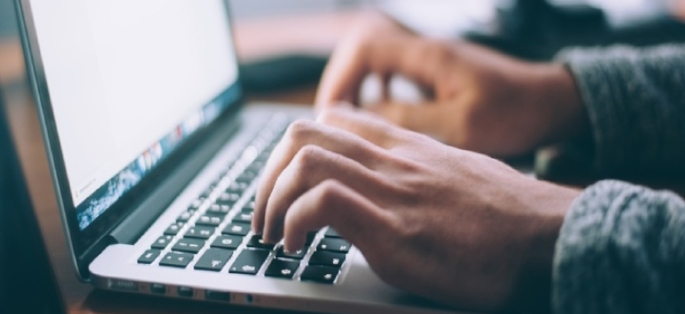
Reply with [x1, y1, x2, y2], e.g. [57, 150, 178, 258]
[137, 117, 351, 284]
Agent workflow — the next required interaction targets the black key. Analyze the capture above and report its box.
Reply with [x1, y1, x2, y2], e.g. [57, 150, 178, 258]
[205, 204, 230, 217]
[246, 234, 275, 250]
[317, 238, 350, 253]
[216, 192, 240, 206]
[222, 223, 250, 236]
[211, 235, 242, 250]
[265, 259, 300, 279]
[308, 251, 346, 268]
[232, 211, 253, 224]
[163, 222, 185, 236]
[300, 265, 339, 284]
[185, 226, 215, 239]
[188, 199, 205, 210]
[138, 249, 160, 264]
[324, 228, 341, 238]
[228, 249, 270, 275]
[194, 249, 234, 271]
[159, 252, 194, 268]
[275, 246, 306, 260]
[172, 238, 205, 254]
[177, 209, 196, 222]
[305, 231, 318, 245]
[225, 182, 249, 194]
[151, 235, 173, 250]
[196, 215, 222, 227]
[236, 171, 257, 184]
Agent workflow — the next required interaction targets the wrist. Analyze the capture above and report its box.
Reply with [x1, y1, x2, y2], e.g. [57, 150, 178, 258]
[508, 180, 581, 313]
[530, 63, 590, 145]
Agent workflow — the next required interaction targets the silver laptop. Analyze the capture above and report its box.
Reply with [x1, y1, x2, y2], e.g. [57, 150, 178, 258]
[16, 1, 456, 313]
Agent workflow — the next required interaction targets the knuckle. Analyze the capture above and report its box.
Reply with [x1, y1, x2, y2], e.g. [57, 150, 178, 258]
[293, 145, 325, 172]
[285, 119, 316, 143]
[313, 179, 343, 211]
[317, 109, 343, 126]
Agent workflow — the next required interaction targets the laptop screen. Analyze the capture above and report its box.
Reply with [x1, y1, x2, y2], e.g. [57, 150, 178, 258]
[27, 0, 240, 230]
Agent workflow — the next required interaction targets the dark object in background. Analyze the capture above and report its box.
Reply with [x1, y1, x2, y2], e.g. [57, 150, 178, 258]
[239, 54, 328, 93]
[0, 91, 65, 314]
[469, 0, 685, 61]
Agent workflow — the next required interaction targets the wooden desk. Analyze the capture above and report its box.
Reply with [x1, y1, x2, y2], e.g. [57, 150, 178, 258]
[0, 10, 370, 314]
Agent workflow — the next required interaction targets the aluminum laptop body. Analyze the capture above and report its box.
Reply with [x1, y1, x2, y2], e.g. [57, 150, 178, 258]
[15, 1, 457, 313]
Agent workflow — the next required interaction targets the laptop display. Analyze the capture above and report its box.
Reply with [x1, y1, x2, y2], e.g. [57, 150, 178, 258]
[23, 0, 241, 232]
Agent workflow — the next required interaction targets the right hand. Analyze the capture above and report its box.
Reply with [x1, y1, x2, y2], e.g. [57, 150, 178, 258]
[316, 13, 588, 157]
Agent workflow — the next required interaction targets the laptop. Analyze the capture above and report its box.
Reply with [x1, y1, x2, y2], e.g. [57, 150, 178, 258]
[0, 90, 66, 314]
[15, 1, 455, 313]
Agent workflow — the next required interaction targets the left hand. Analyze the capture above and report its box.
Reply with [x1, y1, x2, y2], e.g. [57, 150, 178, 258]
[253, 108, 580, 312]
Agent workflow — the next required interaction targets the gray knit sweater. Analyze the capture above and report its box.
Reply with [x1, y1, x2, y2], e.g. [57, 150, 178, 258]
[553, 45, 685, 314]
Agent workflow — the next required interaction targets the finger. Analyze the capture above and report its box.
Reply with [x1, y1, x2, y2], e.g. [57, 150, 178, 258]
[365, 102, 447, 140]
[316, 36, 444, 110]
[282, 179, 395, 253]
[317, 107, 410, 148]
[262, 145, 392, 243]
[253, 119, 386, 233]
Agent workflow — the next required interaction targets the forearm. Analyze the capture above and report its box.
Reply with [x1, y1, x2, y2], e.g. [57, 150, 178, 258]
[555, 45, 685, 175]
[553, 180, 685, 314]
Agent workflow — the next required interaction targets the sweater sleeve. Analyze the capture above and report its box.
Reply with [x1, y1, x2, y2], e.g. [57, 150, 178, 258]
[554, 45, 685, 175]
[553, 180, 685, 314]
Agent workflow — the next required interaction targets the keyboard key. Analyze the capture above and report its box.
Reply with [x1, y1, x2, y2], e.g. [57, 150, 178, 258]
[163, 222, 184, 236]
[172, 238, 205, 254]
[317, 238, 350, 253]
[222, 223, 250, 236]
[216, 192, 240, 206]
[275, 246, 306, 260]
[232, 211, 253, 224]
[324, 228, 341, 238]
[151, 235, 173, 250]
[196, 215, 222, 227]
[138, 249, 160, 264]
[308, 251, 346, 268]
[205, 204, 230, 217]
[229, 249, 270, 275]
[300, 266, 339, 284]
[265, 259, 300, 279]
[194, 249, 233, 271]
[305, 231, 318, 245]
[211, 235, 242, 250]
[177, 209, 196, 222]
[185, 226, 215, 239]
[159, 252, 194, 268]
[188, 199, 205, 210]
[246, 235, 276, 250]
[246, 234, 275, 250]
[225, 182, 249, 194]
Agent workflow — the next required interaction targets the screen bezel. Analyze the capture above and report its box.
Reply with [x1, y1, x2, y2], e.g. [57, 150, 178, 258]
[16, 0, 245, 279]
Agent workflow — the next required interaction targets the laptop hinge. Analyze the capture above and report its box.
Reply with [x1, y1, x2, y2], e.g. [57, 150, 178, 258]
[109, 114, 243, 245]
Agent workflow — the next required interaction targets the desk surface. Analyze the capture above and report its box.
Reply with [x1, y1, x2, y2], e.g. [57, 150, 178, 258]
[0, 10, 366, 314]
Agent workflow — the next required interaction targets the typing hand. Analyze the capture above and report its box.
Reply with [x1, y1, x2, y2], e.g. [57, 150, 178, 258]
[316, 13, 587, 157]
[253, 108, 580, 312]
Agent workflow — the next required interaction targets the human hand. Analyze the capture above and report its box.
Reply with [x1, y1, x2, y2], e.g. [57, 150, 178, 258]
[253, 108, 581, 312]
[316, 14, 588, 157]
